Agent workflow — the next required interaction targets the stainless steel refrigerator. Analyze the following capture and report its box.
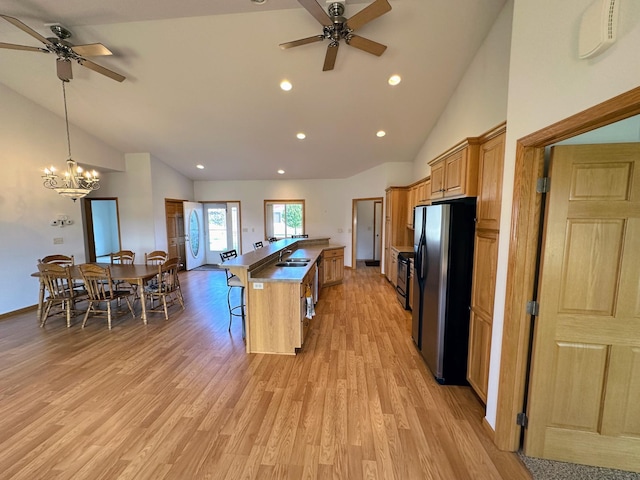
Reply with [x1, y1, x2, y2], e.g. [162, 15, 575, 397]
[411, 200, 476, 385]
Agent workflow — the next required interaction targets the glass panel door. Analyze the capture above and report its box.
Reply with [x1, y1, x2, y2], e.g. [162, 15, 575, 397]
[205, 202, 241, 264]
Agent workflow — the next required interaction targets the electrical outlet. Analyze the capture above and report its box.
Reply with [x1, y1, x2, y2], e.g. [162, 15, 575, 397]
[242, 228, 248, 232]
[253, 283, 264, 289]
[53, 237, 63, 245]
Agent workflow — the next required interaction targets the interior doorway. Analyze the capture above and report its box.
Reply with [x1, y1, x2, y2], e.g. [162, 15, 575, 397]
[82, 198, 121, 262]
[494, 86, 640, 464]
[352, 197, 384, 270]
[165, 199, 186, 270]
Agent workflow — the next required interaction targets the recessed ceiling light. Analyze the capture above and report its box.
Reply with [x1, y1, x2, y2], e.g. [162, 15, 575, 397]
[296, 132, 306, 140]
[251, 0, 267, 4]
[280, 80, 293, 91]
[388, 74, 401, 86]
[196, 164, 205, 169]
[376, 130, 386, 137]
[277, 169, 285, 174]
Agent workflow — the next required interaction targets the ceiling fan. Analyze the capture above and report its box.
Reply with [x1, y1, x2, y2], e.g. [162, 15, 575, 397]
[0, 14, 125, 82]
[280, 0, 391, 71]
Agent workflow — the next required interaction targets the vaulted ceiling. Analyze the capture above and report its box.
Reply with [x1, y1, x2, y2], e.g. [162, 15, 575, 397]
[0, 0, 506, 180]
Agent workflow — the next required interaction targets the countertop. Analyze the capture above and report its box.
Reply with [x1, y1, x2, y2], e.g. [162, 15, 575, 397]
[392, 245, 414, 253]
[221, 237, 344, 283]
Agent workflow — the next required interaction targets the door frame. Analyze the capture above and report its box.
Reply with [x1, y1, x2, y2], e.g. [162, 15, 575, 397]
[82, 197, 121, 263]
[494, 86, 640, 450]
[351, 197, 384, 270]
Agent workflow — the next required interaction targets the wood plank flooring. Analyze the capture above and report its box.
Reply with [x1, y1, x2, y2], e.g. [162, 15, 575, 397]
[0, 266, 531, 479]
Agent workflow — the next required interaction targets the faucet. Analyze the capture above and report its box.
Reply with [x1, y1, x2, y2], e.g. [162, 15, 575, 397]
[279, 249, 293, 261]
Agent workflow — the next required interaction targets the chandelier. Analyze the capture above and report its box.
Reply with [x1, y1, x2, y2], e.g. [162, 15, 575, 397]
[42, 80, 100, 201]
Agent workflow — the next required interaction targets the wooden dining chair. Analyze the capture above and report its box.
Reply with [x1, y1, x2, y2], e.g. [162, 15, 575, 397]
[40, 254, 74, 266]
[79, 264, 136, 330]
[109, 250, 136, 293]
[110, 250, 135, 264]
[144, 250, 168, 265]
[291, 234, 309, 238]
[37, 262, 86, 327]
[219, 249, 245, 335]
[253, 241, 263, 250]
[144, 257, 185, 320]
[39, 254, 84, 291]
[267, 237, 278, 243]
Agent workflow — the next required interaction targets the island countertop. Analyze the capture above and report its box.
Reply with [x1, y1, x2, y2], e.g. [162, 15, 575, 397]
[222, 237, 343, 283]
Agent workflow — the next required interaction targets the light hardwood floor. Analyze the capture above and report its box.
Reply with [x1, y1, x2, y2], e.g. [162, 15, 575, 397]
[0, 266, 531, 479]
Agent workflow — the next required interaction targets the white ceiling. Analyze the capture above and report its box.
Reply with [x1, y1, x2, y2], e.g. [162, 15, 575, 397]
[0, 0, 506, 181]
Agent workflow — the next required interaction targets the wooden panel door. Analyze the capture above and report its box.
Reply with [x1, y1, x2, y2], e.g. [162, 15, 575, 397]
[165, 200, 186, 269]
[525, 144, 640, 472]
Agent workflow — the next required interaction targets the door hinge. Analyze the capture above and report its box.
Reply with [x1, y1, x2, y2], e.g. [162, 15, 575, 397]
[536, 177, 550, 193]
[516, 412, 528, 427]
[526, 300, 540, 316]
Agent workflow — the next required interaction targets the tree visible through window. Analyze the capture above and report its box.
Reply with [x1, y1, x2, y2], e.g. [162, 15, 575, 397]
[264, 200, 305, 239]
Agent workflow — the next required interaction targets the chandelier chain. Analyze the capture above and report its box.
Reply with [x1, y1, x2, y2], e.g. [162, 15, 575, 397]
[62, 81, 72, 159]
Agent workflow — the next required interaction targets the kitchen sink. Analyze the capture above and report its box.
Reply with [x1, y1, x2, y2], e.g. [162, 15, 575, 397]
[285, 258, 311, 263]
[275, 262, 308, 267]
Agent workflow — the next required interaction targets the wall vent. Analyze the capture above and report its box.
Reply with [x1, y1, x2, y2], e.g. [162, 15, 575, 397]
[578, 0, 619, 59]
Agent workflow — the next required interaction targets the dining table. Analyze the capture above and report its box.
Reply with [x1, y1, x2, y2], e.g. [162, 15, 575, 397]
[33, 263, 161, 324]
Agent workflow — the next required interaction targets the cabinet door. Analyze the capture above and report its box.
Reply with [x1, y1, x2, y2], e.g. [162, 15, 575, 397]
[467, 311, 492, 402]
[444, 148, 467, 197]
[322, 248, 344, 286]
[418, 180, 431, 204]
[467, 230, 499, 401]
[430, 162, 445, 199]
[390, 249, 398, 287]
[476, 132, 505, 231]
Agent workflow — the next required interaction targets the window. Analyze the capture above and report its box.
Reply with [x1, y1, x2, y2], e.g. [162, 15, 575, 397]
[264, 200, 305, 239]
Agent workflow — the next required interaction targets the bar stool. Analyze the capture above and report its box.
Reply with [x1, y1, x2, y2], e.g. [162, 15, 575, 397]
[219, 249, 245, 337]
[253, 241, 263, 250]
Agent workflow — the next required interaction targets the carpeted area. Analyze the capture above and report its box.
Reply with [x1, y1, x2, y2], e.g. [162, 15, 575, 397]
[519, 453, 640, 479]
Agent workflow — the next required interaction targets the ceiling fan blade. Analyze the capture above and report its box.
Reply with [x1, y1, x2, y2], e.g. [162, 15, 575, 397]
[78, 58, 125, 82]
[346, 35, 387, 56]
[297, 0, 332, 27]
[323, 42, 339, 71]
[280, 35, 324, 50]
[72, 43, 113, 57]
[0, 14, 54, 47]
[0, 42, 47, 52]
[345, 0, 392, 32]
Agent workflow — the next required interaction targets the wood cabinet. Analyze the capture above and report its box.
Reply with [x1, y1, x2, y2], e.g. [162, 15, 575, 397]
[389, 248, 399, 287]
[406, 178, 431, 229]
[476, 131, 505, 231]
[466, 126, 506, 402]
[322, 247, 344, 286]
[384, 187, 410, 282]
[429, 138, 480, 200]
[249, 263, 317, 354]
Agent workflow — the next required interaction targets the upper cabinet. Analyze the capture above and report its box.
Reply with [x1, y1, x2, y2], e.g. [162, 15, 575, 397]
[429, 138, 481, 200]
[406, 178, 431, 229]
[476, 132, 506, 231]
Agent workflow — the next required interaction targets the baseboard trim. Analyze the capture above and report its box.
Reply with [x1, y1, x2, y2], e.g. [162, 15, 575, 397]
[0, 304, 36, 320]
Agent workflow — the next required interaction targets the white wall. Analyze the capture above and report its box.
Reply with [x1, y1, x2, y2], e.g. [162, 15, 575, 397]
[0, 84, 125, 314]
[97, 153, 194, 261]
[412, 1, 513, 181]
[195, 161, 413, 265]
[486, 0, 640, 427]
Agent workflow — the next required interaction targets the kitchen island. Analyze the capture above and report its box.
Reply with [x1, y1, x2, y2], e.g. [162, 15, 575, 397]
[223, 238, 344, 354]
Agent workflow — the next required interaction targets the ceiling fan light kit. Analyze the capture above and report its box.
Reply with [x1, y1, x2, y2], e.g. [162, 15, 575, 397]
[0, 14, 125, 82]
[280, 0, 391, 71]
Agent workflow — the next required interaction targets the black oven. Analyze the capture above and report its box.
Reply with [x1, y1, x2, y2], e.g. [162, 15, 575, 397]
[396, 251, 414, 310]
